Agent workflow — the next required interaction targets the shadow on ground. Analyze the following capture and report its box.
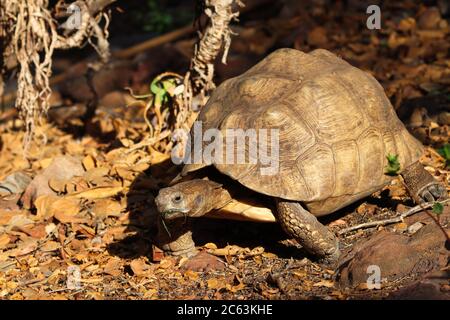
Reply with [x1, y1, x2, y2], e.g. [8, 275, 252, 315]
[106, 161, 411, 262]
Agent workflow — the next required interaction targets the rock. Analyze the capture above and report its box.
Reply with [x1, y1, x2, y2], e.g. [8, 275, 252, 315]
[407, 222, 424, 235]
[387, 270, 450, 300]
[356, 203, 377, 216]
[337, 207, 449, 288]
[181, 251, 226, 272]
[20, 156, 84, 209]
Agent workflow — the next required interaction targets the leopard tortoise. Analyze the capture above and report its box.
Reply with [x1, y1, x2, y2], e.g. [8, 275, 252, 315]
[154, 48, 448, 263]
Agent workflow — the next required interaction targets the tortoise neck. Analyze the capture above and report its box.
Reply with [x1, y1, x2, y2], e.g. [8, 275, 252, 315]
[155, 217, 197, 257]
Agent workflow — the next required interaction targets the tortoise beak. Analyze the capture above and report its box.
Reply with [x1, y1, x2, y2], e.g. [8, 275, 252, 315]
[160, 208, 189, 220]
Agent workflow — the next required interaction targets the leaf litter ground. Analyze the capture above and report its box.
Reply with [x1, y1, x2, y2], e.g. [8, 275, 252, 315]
[0, 1, 449, 300]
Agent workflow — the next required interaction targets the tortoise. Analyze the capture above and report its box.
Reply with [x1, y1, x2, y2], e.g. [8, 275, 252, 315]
[154, 48, 448, 263]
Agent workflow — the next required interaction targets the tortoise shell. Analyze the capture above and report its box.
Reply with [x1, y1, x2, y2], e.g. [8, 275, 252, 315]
[182, 48, 423, 215]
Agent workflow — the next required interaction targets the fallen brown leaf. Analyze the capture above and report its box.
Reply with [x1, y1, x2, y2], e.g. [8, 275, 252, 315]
[130, 258, 150, 277]
[66, 186, 124, 200]
[103, 257, 122, 276]
[0, 234, 11, 249]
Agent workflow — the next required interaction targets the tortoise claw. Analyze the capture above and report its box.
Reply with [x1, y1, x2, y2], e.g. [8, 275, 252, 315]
[419, 183, 448, 203]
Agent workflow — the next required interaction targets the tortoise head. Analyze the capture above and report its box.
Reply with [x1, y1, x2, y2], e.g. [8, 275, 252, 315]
[155, 179, 231, 221]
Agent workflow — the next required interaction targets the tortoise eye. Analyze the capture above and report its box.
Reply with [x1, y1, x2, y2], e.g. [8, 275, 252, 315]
[172, 194, 183, 203]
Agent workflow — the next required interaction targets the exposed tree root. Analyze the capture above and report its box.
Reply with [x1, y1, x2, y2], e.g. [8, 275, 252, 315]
[126, 0, 244, 158]
[0, 0, 115, 148]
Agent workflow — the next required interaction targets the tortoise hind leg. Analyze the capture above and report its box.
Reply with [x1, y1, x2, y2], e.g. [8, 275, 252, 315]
[401, 161, 448, 203]
[276, 200, 340, 263]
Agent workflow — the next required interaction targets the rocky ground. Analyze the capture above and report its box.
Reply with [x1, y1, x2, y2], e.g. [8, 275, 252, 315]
[0, 0, 449, 299]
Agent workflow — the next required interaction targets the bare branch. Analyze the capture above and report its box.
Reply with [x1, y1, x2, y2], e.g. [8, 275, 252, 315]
[338, 199, 450, 235]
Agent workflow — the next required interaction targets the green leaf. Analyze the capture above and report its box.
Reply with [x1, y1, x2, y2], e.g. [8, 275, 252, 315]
[385, 154, 401, 176]
[150, 77, 170, 108]
[437, 144, 450, 168]
[162, 79, 176, 95]
[432, 202, 444, 215]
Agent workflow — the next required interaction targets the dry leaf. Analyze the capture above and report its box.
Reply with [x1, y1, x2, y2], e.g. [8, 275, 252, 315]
[207, 278, 225, 290]
[394, 222, 408, 232]
[132, 162, 150, 172]
[82, 155, 97, 171]
[91, 199, 123, 218]
[184, 270, 199, 281]
[226, 282, 245, 293]
[36, 196, 84, 224]
[328, 219, 347, 228]
[17, 223, 47, 239]
[203, 243, 217, 250]
[130, 258, 150, 277]
[9, 239, 38, 257]
[158, 258, 173, 269]
[150, 151, 170, 164]
[143, 288, 158, 299]
[207, 245, 264, 258]
[313, 280, 335, 288]
[41, 241, 61, 252]
[103, 257, 122, 276]
[0, 210, 25, 226]
[115, 167, 136, 181]
[67, 186, 124, 200]
[293, 270, 307, 278]
[0, 234, 11, 249]
[48, 178, 68, 193]
[84, 167, 109, 183]
[4, 214, 34, 229]
[37, 158, 53, 169]
[35, 195, 60, 220]
[398, 17, 416, 32]
[207, 245, 244, 256]
[262, 252, 278, 259]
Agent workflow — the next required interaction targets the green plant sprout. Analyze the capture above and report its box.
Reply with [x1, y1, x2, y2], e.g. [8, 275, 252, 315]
[385, 154, 401, 176]
[126, 72, 183, 138]
[437, 144, 450, 168]
[432, 202, 444, 215]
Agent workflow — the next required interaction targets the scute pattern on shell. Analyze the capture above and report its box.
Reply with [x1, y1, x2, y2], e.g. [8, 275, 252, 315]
[183, 48, 423, 214]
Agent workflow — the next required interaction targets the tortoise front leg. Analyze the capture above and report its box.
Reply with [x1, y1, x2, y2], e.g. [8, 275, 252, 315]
[276, 200, 340, 263]
[155, 217, 198, 258]
[401, 161, 448, 203]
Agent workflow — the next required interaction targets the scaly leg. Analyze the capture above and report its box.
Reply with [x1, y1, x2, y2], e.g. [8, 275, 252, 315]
[401, 161, 448, 203]
[276, 200, 340, 263]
